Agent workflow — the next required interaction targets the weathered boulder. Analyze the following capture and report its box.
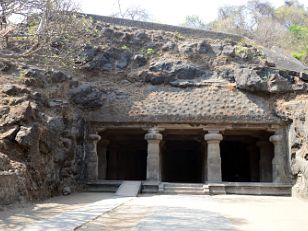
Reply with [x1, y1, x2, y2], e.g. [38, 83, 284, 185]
[62, 186, 71, 195]
[70, 84, 106, 108]
[0, 152, 11, 171]
[0, 61, 12, 72]
[234, 68, 296, 93]
[2, 84, 30, 96]
[25, 69, 70, 84]
[80, 46, 132, 71]
[15, 125, 40, 147]
[0, 106, 9, 117]
[130, 31, 150, 45]
[162, 41, 178, 52]
[291, 154, 308, 199]
[222, 45, 235, 57]
[132, 54, 147, 68]
[145, 60, 211, 85]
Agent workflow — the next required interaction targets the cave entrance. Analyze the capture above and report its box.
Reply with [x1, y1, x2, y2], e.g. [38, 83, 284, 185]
[220, 130, 273, 182]
[162, 130, 204, 183]
[98, 129, 147, 181]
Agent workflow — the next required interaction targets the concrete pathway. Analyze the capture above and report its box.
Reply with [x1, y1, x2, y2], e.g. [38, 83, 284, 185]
[77, 194, 308, 231]
[18, 196, 131, 231]
[2, 193, 308, 231]
[116, 181, 141, 197]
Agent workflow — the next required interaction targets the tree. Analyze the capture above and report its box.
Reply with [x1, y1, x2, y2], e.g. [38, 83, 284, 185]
[208, 0, 308, 64]
[113, 0, 150, 21]
[181, 15, 207, 30]
[0, 0, 92, 61]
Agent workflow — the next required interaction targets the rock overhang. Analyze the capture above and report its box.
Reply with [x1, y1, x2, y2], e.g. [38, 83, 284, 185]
[86, 83, 283, 124]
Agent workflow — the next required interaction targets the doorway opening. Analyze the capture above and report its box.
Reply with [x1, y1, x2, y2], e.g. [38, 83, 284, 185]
[220, 130, 273, 182]
[98, 129, 147, 180]
[162, 130, 204, 183]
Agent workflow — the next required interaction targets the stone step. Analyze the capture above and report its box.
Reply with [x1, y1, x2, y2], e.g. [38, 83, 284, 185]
[162, 183, 210, 195]
[163, 189, 209, 195]
[86, 181, 121, 193]
[115, 181, 141, 197]
[163, 183, 206, 187]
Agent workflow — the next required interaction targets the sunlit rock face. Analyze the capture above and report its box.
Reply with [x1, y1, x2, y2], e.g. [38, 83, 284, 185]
[1, 16, 308, 205]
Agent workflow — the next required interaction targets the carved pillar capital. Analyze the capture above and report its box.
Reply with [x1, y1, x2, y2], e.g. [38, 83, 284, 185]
[145, 127, 163, 141]
[204, 133, 223, 143]
[269, 134, 282, 144]
[88, 134, 101, 142]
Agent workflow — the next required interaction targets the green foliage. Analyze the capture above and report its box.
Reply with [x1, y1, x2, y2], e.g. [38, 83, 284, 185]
[174, 32, 185, 41]
[145, 48, 155, 56]
[181, 15, 207, 29]
[275, 4, 308, 27]
[292, 50, 307, 61]
[289, 25, 308, 37]
[120, 45, 130, 50]
[140, 47, 155, 57]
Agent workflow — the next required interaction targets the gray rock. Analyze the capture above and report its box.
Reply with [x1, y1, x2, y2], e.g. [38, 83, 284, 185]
[0, 61, 11, 72]
[131, 31, 149, 44]
[267, 73, 293, 93]
[47, 117, 65, 131]
[132, 54, 147, 68]
[147, 60, 209, 85]
[196, 40, 216, 56]
[62, 186, 71, 196]
[25, 68, 45, 78]
[15, 125, 39, 147]
[0, 153, 11, 171]
[211, 44, 223, 56]
[173, 63, 208, 80]
[46, 70, 70, 83]
[80, 47, 132, 71]
[234, 68, 265, 92]
[300, 72, 308, 81]
[149, 60, 175, 72]
[162, 41, 178, 52]
[0, 106, 9, 117]
[222, 45, 235, 57]
[2, 84, 30, 96]
[70, 84, 106, 108]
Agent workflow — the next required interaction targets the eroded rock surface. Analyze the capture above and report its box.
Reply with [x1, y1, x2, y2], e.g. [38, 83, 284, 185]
[1, 17, 308, 205]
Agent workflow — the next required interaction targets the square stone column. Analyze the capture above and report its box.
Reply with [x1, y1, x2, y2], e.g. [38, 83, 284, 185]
[145, 127, 163, 182]
[204, 130, 223, 183]
[269, 132, 288, 183]
[98, 139, 109, 180]
[86, 133, 101, 181]
[256, 141, 273, 182]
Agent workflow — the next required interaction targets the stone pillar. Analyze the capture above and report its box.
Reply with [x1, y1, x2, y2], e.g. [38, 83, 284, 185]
[256, 141, 273, 182]
[204, 130, 223, 183]
[247, 145, 260, 182]
[269, 133, 288, 183]
[87, 133, 101, 181]
[98, 139, 109, 180]
[145, 127, 163, 182]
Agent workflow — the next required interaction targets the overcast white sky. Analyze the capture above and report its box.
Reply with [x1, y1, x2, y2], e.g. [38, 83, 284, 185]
[75, 0, 308, 25]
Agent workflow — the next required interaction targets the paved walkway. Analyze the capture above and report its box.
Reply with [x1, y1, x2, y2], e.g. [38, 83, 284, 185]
[77, 194, 308, 231]
[2, 193, 308, 231]
[19, 197, 131, 231]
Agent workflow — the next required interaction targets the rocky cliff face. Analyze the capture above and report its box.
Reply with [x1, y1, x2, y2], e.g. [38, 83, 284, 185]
[1, 17, 308, 205]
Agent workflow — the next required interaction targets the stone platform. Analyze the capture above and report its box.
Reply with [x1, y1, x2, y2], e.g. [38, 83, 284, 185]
[87, 181, 292, 196]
